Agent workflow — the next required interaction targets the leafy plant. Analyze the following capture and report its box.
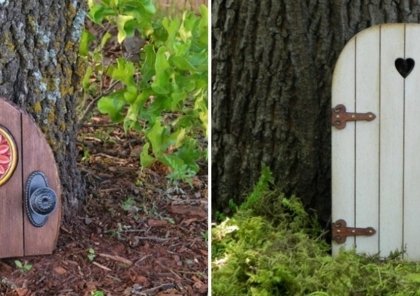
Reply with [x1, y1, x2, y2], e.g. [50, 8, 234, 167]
[14, 260, 32, 273]
[87, 247, 96, 262]
[215, 211, 227, 223]
[240, 165, 273, 210]
[91, 291, 105, 296]
[121, 196, 138, 212]
[80, 0, 208, 182]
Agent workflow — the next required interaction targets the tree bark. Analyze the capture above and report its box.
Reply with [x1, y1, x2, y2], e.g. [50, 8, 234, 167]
[212, 0, 420, 223]
[0, 0, 85, 218]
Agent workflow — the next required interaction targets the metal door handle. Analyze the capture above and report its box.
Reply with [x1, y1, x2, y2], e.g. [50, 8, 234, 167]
[25, 171, 57, 227]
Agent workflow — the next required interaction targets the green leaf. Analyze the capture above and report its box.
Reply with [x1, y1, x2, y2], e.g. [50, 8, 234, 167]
[117, 15, 135, 43]
[14, 260, 22, 268]
[97, 92, 126, 122]
[24, 264, 33, 272]
[110, 58, 135, 85]
[148, 94, 173, 114]
[187, 52, 208, 72]
[171, 128, 186, 148]
[155, 47, 170, 71]
[151, 70, 170, 95]
[79, 30, 94, 57]
[123, 93, 147, 131]
[171, 56, 196, 71]
[151, 47, 171, 94]
[179, 12, 194, 42]
[163, 154, 197, 183]
[194, 92, 208, 135]
[120, 0, 156, 16]
[123, 85, 138, 104]
[140, 0, 156, 14]
[100, 32, 112, 49]
[146, 120, 167, 156]
[169, 91, 188, 110]
[140, 142, 155, 167]
[89, 4, 116, 24]
[173, 137, 201, 171]
[87, 0, 94, 9]
[174, 74, 196, 93]
[162, 153, 185, 171]
[162, 17, 181, 48]
[140, 44, 156, 86]
[134, 90, 154, 122]
[198, 5, 208, 46]
[82, 66, 93, 90]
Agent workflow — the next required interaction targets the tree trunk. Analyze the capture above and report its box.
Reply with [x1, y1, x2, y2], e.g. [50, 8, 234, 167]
[212, 0, 420, 223]
[0, 0, 85, 218]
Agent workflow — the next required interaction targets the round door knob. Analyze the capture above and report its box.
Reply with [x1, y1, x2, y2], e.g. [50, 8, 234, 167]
[25, 171, 57, 227]
[30, 187, 56, 215]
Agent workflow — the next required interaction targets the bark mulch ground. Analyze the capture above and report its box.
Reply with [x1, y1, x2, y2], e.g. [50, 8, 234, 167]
[0, 117, 208, 295]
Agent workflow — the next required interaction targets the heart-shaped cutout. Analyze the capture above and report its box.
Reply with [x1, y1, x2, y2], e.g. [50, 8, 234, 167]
[395, 58, 415, 78]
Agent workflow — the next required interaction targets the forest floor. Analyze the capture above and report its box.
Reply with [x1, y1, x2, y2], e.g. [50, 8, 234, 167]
[0, 116, 208, 295]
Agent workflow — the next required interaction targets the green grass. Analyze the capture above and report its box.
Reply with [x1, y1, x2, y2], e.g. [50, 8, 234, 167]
[212, 170, 420, 296]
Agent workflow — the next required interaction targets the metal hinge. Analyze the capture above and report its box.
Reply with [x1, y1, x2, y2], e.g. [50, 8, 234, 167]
[332, 219, 376, 244]
[331, 104, 376, 129]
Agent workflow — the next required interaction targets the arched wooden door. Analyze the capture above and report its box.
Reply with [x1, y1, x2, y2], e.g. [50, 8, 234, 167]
[332, 24, 420, 260]
[0, 98, 61, 258]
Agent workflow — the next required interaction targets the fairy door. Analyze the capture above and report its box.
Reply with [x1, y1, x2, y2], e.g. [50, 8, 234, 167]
[332, 24, 420, 260]
[0, 98, 61, 258]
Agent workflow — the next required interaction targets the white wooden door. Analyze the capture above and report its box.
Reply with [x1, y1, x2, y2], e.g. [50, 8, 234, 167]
[332, 24, 420, 260]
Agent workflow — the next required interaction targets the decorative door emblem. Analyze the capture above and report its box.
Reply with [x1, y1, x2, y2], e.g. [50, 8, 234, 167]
[0, 126, 17, 186]
[395, 58, 415, 78]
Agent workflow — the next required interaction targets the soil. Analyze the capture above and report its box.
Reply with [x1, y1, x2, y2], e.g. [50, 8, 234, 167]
[0, 117, 208, 295]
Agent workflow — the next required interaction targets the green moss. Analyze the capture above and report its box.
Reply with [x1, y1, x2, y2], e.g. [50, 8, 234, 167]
[27, 16, 37, 31]
[2, 32, 15, 51]
[65, 41, 75, 52]
[212, 169, 420, 296]
[59, 122, 66, 132]
[60, 85, 74, 98]
[47, 109, 56, 123]
[45, 77, 60, 94]
[32, 102, 42, 113]
[60, 64, 74, 97]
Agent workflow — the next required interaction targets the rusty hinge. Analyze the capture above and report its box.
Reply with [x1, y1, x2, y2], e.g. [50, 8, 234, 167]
[332, 219, 376, 244]
[331, 104, 376, 129]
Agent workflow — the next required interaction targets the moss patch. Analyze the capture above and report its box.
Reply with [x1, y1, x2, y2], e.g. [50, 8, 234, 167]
[212, 169, 420, 295]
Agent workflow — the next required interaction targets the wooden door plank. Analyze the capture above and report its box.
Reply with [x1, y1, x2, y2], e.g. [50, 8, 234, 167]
[379, 24, 405, 257]
[22, 115, 61, 256]
[0, 99, 24, 258]
[355, 26, 380, 255]
[332, 37, 356, 255]
[402, 24, 420, 260]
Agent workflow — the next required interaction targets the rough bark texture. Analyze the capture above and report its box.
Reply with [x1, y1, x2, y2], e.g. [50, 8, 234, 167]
[0, 0, 85, 218]
[212, 0, 420, 223]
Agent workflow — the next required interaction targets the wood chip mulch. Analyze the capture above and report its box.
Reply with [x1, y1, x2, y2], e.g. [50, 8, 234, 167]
[0, 117, 208, 295]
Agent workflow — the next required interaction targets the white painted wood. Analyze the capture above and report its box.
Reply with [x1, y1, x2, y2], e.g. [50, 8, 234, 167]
[378, 24, 405, 257]
[403, 24, 420, 260]
[355, 27, 380, 255]
[332, 37, 356, 255]
[331, 24, 420, 258]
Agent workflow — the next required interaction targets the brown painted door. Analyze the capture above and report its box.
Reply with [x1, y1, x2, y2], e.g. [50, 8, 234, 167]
[0, 98, 61, 258]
